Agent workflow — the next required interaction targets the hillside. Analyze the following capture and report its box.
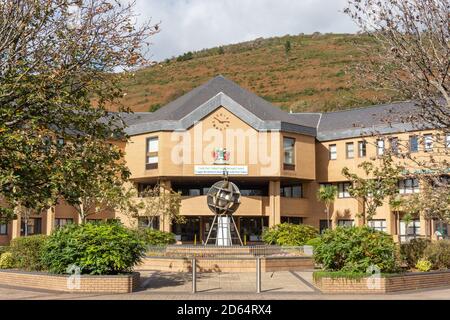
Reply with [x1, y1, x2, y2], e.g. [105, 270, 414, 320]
[118, 33, 401, 113]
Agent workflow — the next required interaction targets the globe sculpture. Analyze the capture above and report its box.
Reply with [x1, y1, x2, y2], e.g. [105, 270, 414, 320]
[205, 178, 243, 246]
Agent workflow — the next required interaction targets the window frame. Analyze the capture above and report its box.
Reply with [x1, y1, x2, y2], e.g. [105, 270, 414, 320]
[145, 136, 159, 170]
[376, 139, 385, 156]
[368, 219, 387, 232]
[283, 137, 296, 170]
[0, 223, 7, 235]
[329, 144, 337, 160]
[345, 142, 354, 159]
[358, 140, 367, 158]
[409, 135, 419, 153]
[424, 134, 433, 152]
[338, 182, 351, 198]
[398, 178, 420, 194]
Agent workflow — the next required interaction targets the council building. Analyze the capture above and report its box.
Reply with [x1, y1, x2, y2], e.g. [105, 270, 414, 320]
[1, 76, 448, 245]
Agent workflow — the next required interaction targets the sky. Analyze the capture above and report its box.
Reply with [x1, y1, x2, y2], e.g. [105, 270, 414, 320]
[134, 0, 359, 62]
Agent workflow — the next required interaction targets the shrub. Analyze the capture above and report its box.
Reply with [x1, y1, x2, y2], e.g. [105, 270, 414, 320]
[305, 237, 322, 248]
[10, 235, 47, 271]
[136, 228, 176, 246]
[314, 226, 399, 273]
[0, 246, 8, 255]
[0, 252, 14, 269]
[423, 240, 450, 270]
[262, 223, 318, 246]
[415, 259, 432, 272]
[400, 238, 431, 268]
[41, 221, 146, 275]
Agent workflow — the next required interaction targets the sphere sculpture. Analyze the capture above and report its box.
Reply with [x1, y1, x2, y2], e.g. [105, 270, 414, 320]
[206, 180, 241, 215]
[205, 179, 242, 246]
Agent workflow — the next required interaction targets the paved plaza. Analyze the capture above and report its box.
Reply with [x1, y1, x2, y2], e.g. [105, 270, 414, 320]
[0, 271, 449, 300]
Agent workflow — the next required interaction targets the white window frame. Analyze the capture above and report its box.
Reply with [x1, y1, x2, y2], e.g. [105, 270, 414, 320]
[358, 141, 366, 158]
[424, 134, 433, 152]
[368, 219, 387, 232]
[398, 178, 420, 194]
[329, 144, 337, 160]
[409, 135, 419, 153]
[338, 182, 351, 198]
[377, 139, 385, 156]
[283, 137, 295, 165]
[146, 137, 159, 165]
[346, 142, 354, 159]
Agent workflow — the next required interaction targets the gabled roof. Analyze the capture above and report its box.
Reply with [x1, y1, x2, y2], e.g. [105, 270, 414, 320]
[120, 75, 434, 141]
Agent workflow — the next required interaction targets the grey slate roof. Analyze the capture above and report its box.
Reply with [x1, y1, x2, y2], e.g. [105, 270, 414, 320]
[120, 75, 432, 141]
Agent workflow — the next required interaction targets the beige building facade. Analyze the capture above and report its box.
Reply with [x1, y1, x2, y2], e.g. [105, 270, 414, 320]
[1, 76, 448, 245]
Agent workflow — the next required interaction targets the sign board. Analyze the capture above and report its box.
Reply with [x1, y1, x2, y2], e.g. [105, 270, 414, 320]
[194, 165, 248, 175]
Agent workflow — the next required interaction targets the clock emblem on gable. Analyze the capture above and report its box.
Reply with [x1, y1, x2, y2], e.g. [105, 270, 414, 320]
[212, 112, 230, 130]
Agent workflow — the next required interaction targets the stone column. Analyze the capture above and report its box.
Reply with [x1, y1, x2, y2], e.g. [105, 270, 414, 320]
[160, 180, 172, 232]
[45, 207, 55, 235]
[11, 210, 21, 239]
[268, 180, 281, 227]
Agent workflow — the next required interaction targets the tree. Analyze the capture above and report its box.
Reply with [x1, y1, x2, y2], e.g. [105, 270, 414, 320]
[316, 185, 338, 229]
[0, 0, 159, 221]
[284, 40, 291, 61]
[342, 155, 403, 225]
[134, 183, 184, 230]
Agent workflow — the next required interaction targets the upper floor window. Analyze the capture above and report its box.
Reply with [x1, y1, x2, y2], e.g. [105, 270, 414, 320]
[358, 141, 366, 158]
[338, 219, 354, 227]
[390, 137, 399, 154]
[377, 139, 385, 156]
[346, 142, 354, 159]
[338, 182, 351, 198]
[146, 137, 159, 169]
[446, 133, 450, 149]
[424, 134, 433, 152]
[409, 135, 419, 153]
[280, 185, 303, 198]
[283, 137, 295, 169]
[329, 144, 337, 160]
[398, 178, 420, 194]
[368, 219, 387, 232]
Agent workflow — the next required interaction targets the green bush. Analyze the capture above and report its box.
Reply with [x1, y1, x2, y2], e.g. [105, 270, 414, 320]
[262, 223, 318, 246]
[415, 259, 432, 272]
[305, 237, 322, 248]
[423, 240, 450, 270]
[41, 221, 146, 275]
[10, 235, 47, 271]
[0, 252, 14, 269]
[0, 246, 8, 255]
[136, 228, 176, 246]
[314, 226, 399, 273]
[400, 238, 431, 268]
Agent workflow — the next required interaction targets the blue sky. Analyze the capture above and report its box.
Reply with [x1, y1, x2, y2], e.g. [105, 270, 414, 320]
[134, 0, 359, 62]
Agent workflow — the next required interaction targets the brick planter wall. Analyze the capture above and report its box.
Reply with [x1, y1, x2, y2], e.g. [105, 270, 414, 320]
[0, 270, 140, 293]
[314, 270, 450, 294]
[135, 256, 314, 273]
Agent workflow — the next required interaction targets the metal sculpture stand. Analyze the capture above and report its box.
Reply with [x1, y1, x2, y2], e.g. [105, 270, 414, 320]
[204, 214, 243, 246]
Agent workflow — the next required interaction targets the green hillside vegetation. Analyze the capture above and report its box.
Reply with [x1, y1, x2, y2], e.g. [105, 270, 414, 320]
[118, 33, 401, 113]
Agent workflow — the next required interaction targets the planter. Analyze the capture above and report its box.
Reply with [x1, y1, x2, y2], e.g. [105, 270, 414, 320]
[313, 270, 450, 293]
[0, 269, 140, 293]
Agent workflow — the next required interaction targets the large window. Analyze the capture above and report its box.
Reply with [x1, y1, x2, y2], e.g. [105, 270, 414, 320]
[390, 137, 399, 154]
[55, 218, 73, 228]
[409, 135, 419, 153]
[281, 217, 303, 224]
[338, 182, 351, 198]
[346, 142, 354, 159]
[0, 223, 7, 235]
[377, 139, 385, 156]
[337, 219, 354, 227]
[424, 134, 433, 152]
[329, 144, 337, 160]
[146, 136, 159, 169]
[138, 217, 160, 230]
[398, 178, 420, 194]
[358, 141, 366, 158]
[368, 219, 387, 232]
[280, 185, 303, 198]
[239, 217, 268, 242]
[400, 219, 420, 242]
[319, 220, 332, 234]
[283, 137, 295, 169]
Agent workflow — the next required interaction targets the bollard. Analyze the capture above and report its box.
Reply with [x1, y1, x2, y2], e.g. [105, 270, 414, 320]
[192, 258, 197, 293]
[256, 257, 261, 293]
[194, 234, 197, 246]
[244, 234, 247, 246]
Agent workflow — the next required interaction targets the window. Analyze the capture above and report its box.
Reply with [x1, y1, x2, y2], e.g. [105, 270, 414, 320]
[138, 217, 160, 230]
[20, 218, 42, 236]
[338, 219, 354, 227]
[319, 220, 332, 234]
[424, 134, 433, 152]
[346, 142, 354, 159]
[377, 139, 385, 156]
[146, 137, 159, 169]
[398, 178, 420, 194]
[329, 144, 337, 160]
[54, 218, 73, 228]
[281, 217, 303, 224]
[338, 182, 351, 198]
[400, 219, 420, 242]
[358, 141, 366, 158]
[368, 219, 387, 232]
[409, 135, 419, 153]
[0, 223, 7, 235]
[283, 137, 295, 169]
[280, 185, 303, 198]
[390, 137, 399, 154]
[446, 133, 450, 149]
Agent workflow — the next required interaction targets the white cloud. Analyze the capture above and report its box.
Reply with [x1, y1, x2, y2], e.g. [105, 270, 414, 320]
[134, 0, 358, 61]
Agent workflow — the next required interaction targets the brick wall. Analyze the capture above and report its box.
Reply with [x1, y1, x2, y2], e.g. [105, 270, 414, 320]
[135, 256, 314, 273]
[314, 270, 450, 294]
[0, 270, 140, 293]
